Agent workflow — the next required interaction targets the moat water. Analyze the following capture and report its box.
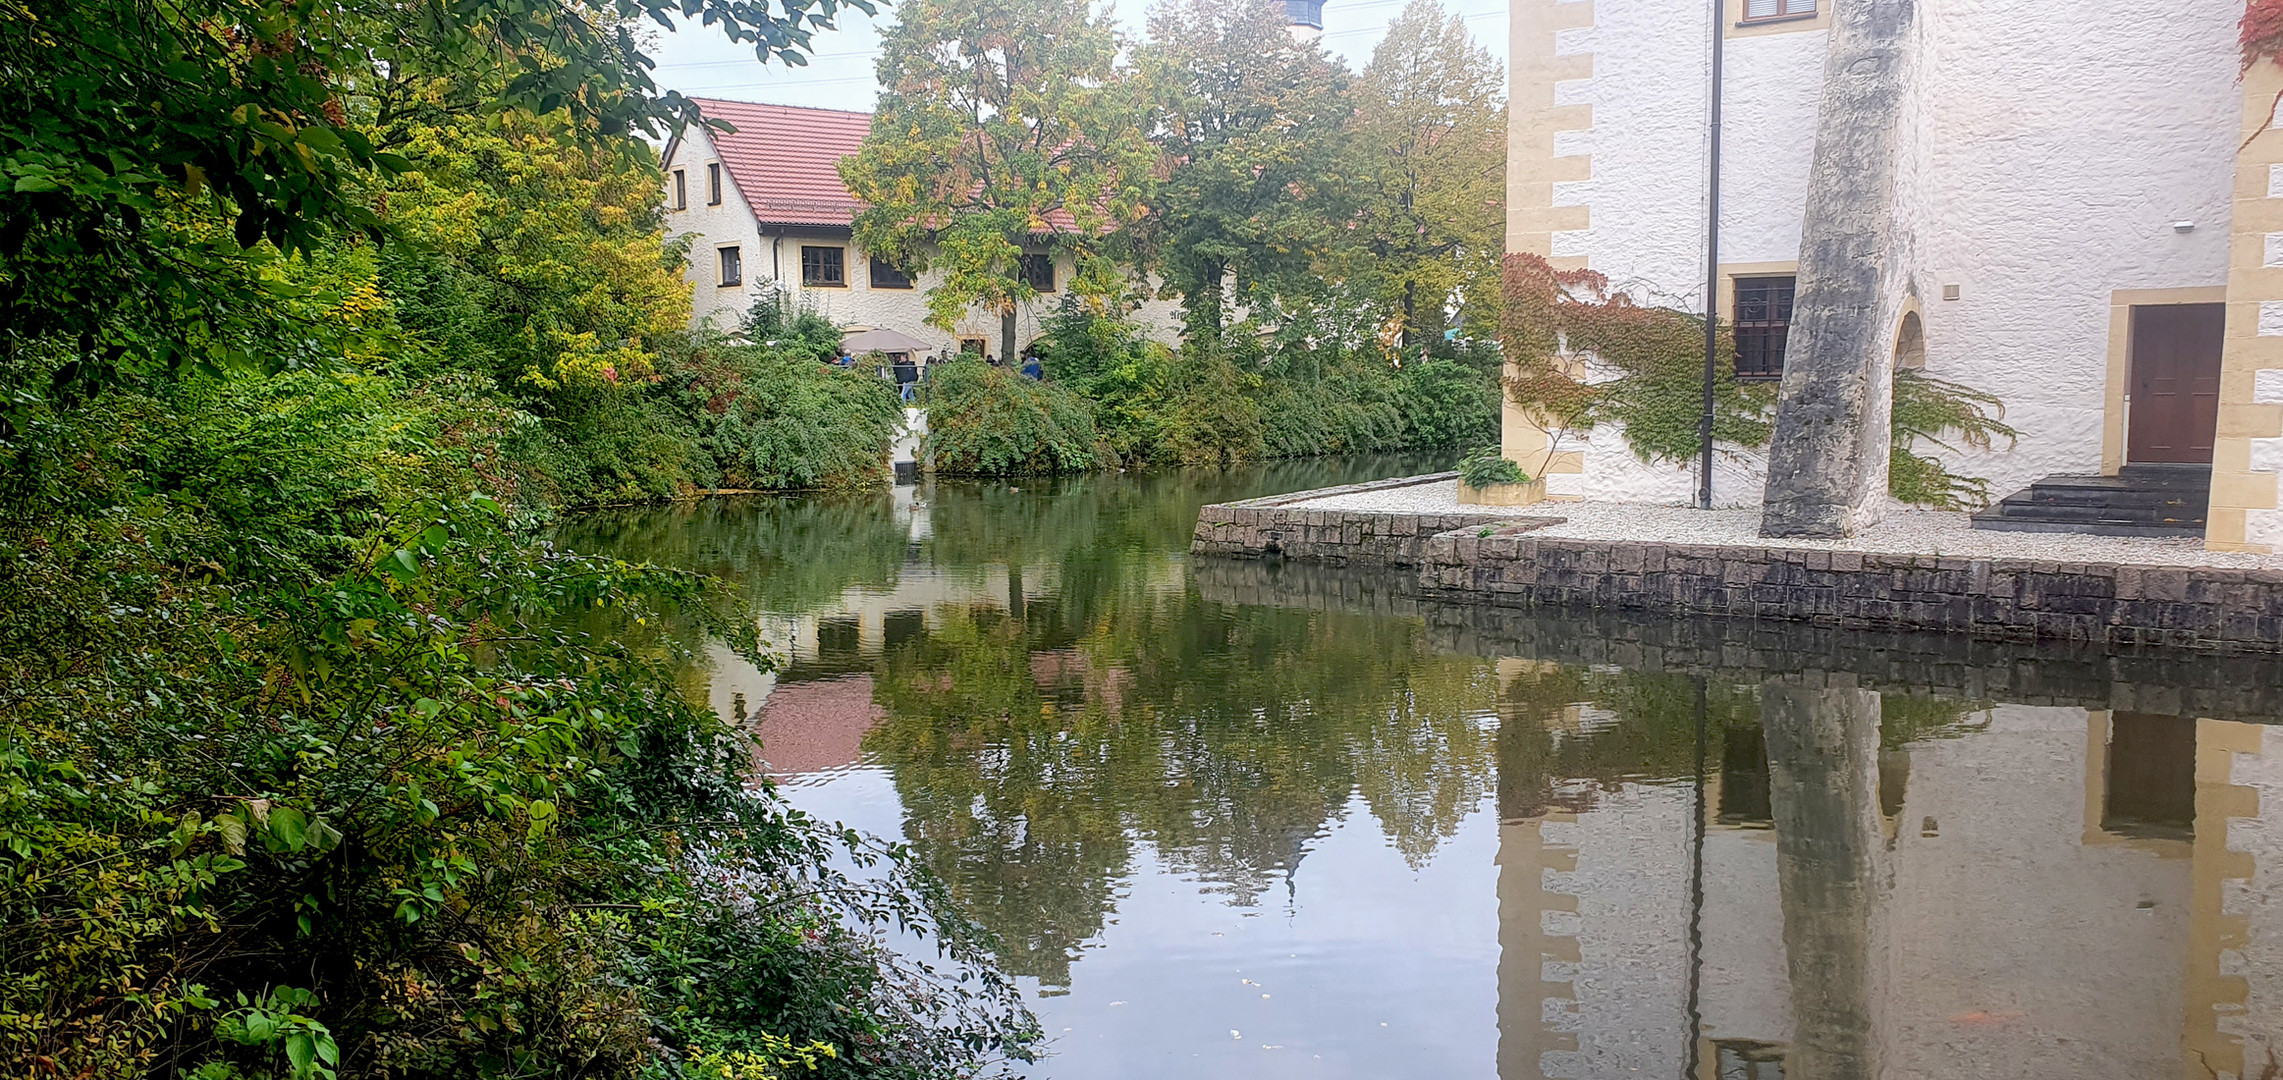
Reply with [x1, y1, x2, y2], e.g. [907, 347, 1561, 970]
[564, 460, 2283, 1080]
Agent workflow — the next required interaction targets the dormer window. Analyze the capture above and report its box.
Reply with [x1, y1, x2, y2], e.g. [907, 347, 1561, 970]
[1741, 0, 1815, 22]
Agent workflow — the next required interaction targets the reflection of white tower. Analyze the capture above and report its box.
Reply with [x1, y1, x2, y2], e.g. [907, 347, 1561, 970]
[1283, 0, 1325, 43]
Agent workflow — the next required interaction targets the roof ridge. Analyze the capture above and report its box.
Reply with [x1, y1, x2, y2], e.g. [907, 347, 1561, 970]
[685, 96, 876, 119]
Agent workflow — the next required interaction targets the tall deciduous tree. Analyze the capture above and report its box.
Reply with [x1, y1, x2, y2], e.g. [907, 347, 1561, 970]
[1345, 0, 1505, 350]
[1135, 0, 1353, 347]
[841, 0, 1155, 363]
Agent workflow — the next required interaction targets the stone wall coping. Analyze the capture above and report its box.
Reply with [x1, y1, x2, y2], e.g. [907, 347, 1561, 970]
[1217, 471, 1460, 511]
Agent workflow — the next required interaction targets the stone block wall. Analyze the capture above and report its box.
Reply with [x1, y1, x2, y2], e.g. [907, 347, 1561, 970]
[1414, 530, 2283, 653]
[1192, 495, 2283, 653]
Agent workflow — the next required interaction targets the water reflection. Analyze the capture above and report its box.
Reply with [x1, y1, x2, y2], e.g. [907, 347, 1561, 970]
[563, 463, 2283, 1080]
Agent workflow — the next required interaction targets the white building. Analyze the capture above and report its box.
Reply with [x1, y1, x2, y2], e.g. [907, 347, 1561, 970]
[1505, 0, 2283, 551]
[661, 98, 1183, 360]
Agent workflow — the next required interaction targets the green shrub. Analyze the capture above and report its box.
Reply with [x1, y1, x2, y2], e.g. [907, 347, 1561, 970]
[664, 336, 904, 491]
[1459, 445, 1530, 487]
[1032, 299, 1176, 461]
[924, 358, 1100, 475]
[0, 499, 1038, 1079]
[740, 290, 846, 363]
[1396, 356, 1501, 448]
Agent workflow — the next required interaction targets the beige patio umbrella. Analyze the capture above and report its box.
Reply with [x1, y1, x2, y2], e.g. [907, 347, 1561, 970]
[839, 327, 933, 355]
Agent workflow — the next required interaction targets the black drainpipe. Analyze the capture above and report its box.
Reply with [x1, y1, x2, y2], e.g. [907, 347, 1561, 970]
[1698, 0, 1727, 511]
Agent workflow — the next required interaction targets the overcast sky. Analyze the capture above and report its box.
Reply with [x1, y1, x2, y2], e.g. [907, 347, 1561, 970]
[642, 0, 1509, 112]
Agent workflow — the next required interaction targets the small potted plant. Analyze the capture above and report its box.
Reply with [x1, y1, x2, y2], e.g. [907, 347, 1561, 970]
[1457, 445, 1544, 507]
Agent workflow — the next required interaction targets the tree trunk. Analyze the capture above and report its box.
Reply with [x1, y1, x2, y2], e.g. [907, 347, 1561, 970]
[999, 306, 1018, 366]
[1401, 277, 1418, 353]
[1187, 265, 1226, 354]
[1758, 0, 1916, 538]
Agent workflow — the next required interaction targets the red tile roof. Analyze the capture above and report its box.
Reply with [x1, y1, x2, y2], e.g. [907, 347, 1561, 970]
[686, 97, 873, 227]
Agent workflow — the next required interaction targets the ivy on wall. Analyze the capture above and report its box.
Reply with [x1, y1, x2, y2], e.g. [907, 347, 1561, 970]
[1498, 252, 1775, 466]
[1498, 252, 2020, 509]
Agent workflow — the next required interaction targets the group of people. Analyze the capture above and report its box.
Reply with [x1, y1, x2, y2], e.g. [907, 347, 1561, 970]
[830, 345, 1045, 401]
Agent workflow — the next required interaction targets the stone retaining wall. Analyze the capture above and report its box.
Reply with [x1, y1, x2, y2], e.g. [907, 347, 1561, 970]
[1192, 494, 2283, 654]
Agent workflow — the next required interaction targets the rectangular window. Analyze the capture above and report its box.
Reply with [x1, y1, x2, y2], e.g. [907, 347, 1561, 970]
[718, 245, 742, 287]
[1017, 253, 1055, 292]
[959, 337, 987, 356]
[801, 245, 846, 287]
[1732, 275, 1794, 380]
[672, 169, 687, 210]
[1741, 0, 1815, 21]
[706, 162, 722, 205]
[869, 256, 914, 290]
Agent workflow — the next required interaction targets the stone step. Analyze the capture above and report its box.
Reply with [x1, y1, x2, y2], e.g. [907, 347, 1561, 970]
[1972, 468, 2211, 537]
[1966, 515, 2208, 539]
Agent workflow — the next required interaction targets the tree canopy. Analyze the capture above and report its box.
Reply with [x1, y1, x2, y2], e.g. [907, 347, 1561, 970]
[1344, 0, 1506, 348]
[1133, 0, 1353, 345]
[841, 0, 1155, 363]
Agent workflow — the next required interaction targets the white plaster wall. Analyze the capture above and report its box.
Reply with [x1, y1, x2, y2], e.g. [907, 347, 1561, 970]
[1884, 706, 2190, 1080]
[663, 124, 1183, 357]
[1906, 0, 2241, 498]
[1531, 0, 2240, 505]
[1548, 1, 1706, 306]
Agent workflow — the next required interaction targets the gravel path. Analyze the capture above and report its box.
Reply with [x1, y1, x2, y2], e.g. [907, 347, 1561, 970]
[1286, 479, 2283, 569]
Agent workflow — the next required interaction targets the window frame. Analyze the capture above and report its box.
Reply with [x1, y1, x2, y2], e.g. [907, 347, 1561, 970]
[959, 337, 988, 357]
[868, 255, 915, 290]
[706, 162, 722, 206]
[1017, 252, 1056, 293]
[1738, 0, 1816, 24]
[800, 245, 847, 288]
[1731, 275, 1795, 381]
[718, 245, 742, 288]
[672, 169, 686, 210]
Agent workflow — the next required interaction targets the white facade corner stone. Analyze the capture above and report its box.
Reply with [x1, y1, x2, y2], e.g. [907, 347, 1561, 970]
[2258, 301, 2283, 337]
[2255, 368, 2283, 405]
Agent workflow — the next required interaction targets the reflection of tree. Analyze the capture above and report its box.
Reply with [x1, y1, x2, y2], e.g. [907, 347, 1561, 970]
[558, 494, 910, 611]
[867, 606, 1133, 987]
[567, 464, 2007, 995]
[862, 588, 1504, 984]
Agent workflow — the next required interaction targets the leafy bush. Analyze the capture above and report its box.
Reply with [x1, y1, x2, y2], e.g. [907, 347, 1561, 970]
[924, 358, 1100, 475]
[1032, 299, 1176, 460]
[741, 290, 847, 363]
[1396, 356, 1501, 448]
[0, 498, 1040, 1079]
[669, 340, 904, 491]
[1460, 445, 1530, 487]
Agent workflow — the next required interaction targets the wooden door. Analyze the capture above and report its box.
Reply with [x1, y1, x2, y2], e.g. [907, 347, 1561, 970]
[2127, 303, 2225, 464]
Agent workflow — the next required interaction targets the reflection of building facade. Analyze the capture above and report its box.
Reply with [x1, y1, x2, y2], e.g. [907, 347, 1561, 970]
[1492, 663, 2279, 1079]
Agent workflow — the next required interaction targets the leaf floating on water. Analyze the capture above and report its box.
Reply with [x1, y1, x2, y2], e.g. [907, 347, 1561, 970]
[1108, 1001, 1126, 1007]
[1230, 1030, 1241, 1040]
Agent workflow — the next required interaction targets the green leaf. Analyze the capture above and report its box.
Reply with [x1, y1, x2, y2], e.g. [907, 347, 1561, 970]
[286, 1031, 315, 1076]
[386, 548, 420, 581]
[268, 805, 308, 850]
